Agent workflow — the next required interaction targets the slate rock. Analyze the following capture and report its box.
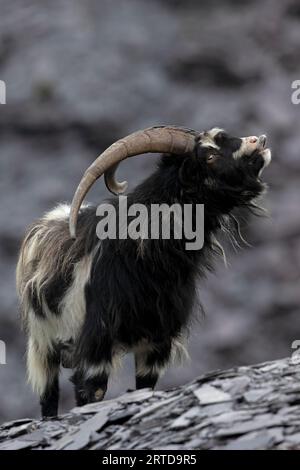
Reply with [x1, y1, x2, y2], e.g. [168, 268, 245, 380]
[1, 357, 300, 450]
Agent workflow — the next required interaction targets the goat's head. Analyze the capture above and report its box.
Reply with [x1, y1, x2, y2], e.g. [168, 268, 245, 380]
[69, 126, 271, 238]
[185, 128, 271, 209]
[196, 127, 270, 178]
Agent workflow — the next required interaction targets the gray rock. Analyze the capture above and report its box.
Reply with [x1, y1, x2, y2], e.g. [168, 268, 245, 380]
[221, 376, 251, 396]
[244, 388, 273, 403]
[221, 431, 275, 450]
[1, 357, 300, 450]
[193, 385, 232, 405]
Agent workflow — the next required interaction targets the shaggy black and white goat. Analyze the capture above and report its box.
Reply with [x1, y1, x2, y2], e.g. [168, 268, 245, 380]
[16, 126, 271, 417]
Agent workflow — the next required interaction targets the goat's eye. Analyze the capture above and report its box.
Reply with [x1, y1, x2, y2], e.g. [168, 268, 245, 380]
[207, 154, 219, 163]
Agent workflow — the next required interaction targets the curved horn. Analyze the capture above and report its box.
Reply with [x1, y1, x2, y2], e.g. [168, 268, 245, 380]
[69, 126, 198, 238]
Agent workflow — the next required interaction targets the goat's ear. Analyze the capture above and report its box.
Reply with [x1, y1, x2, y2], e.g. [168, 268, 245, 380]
[214, 131, 227, 147]
[179, 155, 199, 188]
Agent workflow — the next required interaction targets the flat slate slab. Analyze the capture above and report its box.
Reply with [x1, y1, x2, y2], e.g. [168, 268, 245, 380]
[1, 357, 300, 450]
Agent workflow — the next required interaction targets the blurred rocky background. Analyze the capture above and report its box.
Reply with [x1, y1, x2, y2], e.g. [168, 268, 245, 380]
[0, 0, 299, 422]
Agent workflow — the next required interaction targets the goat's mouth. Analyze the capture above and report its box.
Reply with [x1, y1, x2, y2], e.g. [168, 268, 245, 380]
[240, 134, 271, 178]
[256, 135, 271, 176]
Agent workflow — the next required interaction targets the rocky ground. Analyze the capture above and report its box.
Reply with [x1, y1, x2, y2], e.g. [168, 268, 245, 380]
[1, 357, 300, 450]
[0, 0, 300, 422]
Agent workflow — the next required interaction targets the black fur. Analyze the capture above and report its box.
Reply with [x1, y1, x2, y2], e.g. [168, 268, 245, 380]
[72, 133, 266, 398]
[40, 348, 60, 417]
[71, 369, 108, 406]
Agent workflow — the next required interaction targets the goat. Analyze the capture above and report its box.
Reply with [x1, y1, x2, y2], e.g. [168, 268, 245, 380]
[16, 126, 271, 417]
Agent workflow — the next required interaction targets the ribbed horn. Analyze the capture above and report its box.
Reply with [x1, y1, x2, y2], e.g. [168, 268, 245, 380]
[69, 126, 198, 238]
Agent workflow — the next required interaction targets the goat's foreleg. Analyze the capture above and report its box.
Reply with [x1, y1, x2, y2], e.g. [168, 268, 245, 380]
[71, 364, 110, 406]
[135, 340, 172, 390]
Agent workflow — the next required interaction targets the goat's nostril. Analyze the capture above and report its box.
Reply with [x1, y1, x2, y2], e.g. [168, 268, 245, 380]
[249, 136, 258, 144]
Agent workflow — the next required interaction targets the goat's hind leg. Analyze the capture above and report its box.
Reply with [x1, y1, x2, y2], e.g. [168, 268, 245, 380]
[40, 373, 59, 417]
[27, 338, 61, 418]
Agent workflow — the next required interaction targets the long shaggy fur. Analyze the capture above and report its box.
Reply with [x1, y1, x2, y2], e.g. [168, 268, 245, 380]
[16, 128, 269, 416]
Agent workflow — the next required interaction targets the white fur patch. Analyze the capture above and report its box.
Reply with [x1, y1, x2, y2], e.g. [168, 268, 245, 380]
[43, 203, 71, 221]
[170, 336, 189, 365]
[261, 148, 272, 167]
[200, 128, 223, 150]
[233, 138, 249, 159]
[58, 250, 95, 343]
[26, 335, 58, 395]
[29, 250, 94, 341]
[43, 203, 90, 222]
[208, 127, 224, 138]
[258, 149, 272, 176]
